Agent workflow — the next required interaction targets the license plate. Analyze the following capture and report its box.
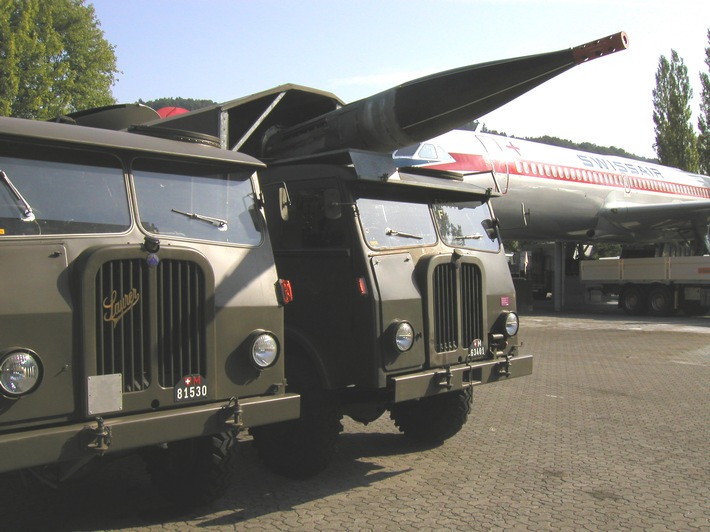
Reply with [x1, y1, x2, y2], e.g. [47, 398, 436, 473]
[469, 339, 486, 358]
[174, 374, 208, 402]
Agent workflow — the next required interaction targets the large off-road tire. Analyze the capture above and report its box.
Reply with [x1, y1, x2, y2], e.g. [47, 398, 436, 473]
[389, 387, 472, 445]
[250, 356, 343, 479]
[144, 431, 238, 507]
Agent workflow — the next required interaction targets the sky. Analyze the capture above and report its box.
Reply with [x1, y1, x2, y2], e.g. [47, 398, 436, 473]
[89, 0, 710, 159]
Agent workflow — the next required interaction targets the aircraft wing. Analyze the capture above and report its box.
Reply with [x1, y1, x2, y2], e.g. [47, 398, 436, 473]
[600, 199, 710, 235]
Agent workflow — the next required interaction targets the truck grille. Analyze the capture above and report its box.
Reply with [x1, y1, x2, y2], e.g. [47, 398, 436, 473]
[95, 258, 206, 392]
[433, 263, 483, 353]
[156, 259, 206, 387]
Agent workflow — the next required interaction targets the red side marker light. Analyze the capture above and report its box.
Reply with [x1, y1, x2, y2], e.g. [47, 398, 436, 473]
[278, 279, 293, 305]
[357, 277, 368, 296]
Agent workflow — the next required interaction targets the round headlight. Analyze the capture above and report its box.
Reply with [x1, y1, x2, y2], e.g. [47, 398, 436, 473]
[394, 322, 414, 352]
[0, 350, 42, 397]
[251, 333, 279, 369]
[504, 312, 519, 337]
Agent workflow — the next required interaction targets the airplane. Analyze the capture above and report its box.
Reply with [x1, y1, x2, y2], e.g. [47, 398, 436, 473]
[392, 129, 710, 254]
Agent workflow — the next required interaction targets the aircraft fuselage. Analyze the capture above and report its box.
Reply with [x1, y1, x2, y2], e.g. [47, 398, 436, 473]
[394, 130, 710, 246]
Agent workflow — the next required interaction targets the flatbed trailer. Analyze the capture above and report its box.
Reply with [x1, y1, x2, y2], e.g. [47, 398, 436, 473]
[580, 256, 710, 315]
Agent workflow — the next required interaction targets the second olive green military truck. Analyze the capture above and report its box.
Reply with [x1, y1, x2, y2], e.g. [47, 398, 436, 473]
[0, 111, 298, 503]
[248, 153, 530, 477]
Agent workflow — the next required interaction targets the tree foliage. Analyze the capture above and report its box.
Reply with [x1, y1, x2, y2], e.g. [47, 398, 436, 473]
[140, 97, 217, 112]
[531, 135, 657, 163]
[699, 30, 710, 175]
[477, 122, 654, 163]
[0, 0, 118, 119]
[652, 50, 699, 172]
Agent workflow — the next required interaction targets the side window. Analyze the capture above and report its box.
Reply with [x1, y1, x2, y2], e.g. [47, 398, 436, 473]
[264, 180, 348, 250]
[0, 143, 129, 236]
[298, 188, 346, 248]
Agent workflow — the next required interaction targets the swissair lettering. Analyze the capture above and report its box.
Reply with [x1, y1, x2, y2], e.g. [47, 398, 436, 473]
[577, 154, 664, 179]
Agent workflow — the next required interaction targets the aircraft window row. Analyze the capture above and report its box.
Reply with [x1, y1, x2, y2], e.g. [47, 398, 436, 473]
[514, 160, 708, 198]
[626, 176, 706, 197]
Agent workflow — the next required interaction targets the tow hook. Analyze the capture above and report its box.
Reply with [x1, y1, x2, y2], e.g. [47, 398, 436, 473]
[497, 355, 512, 377]
[84, 417, 112, 455]
[434, 367, 453, 389]
[220, 396, 243, 429]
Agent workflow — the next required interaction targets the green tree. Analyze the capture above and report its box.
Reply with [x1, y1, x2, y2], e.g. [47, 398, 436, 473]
[699, 30, 710, 176]
[652, 50, 699, 172]
[0, 0, 118, 119]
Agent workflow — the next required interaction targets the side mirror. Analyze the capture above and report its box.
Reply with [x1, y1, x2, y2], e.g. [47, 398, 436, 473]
[481, 218, 499, 240]
[324, 188, 342, 220]
[279, 184, 292, 222]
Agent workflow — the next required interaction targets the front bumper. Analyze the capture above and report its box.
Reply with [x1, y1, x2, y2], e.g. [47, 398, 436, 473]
[0, 392, 299, 474]
[389, 355, 533, 403]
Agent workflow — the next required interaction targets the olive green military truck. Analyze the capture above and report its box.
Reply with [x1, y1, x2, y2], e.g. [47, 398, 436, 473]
[0, 110, 298, 503]
[249, 154, 530, 477]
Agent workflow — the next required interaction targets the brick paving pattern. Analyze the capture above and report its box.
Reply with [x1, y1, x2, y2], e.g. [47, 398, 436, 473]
[2, 311, 709, 531]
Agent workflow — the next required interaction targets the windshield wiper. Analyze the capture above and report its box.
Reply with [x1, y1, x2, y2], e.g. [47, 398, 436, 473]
[385, 227, 423, 240]
[171, 208, 228, 231]
[1, 170, 35, 222]
[452, 233, 483, 240]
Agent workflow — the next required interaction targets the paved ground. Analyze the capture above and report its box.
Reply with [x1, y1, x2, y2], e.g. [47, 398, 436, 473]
[3, 308, 709, 531]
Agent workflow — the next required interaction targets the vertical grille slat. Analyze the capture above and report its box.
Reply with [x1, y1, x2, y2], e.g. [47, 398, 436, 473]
[433, 264, 458, 352]
[432, 262, 483, 356]
[95, 257, 206, 393]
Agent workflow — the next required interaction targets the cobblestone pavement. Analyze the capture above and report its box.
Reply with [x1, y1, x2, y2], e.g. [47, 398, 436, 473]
[3, 310, 709, 531]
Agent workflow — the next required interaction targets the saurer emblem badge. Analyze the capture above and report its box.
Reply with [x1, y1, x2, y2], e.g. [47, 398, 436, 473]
[103, 288, 140, 328]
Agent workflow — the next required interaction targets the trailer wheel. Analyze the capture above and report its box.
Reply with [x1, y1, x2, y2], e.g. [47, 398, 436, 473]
[620, 284, 647, 315]
[389, 387, 472, 445]
[144, 431, 238, 507]
[250, 355, 343, 479]
[647, 285, 675, 316]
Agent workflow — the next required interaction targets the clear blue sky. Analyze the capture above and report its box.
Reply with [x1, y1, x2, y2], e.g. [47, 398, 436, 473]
[90, 0, 710, 159]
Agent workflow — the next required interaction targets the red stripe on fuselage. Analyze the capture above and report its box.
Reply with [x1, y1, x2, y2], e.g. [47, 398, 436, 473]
[429, 153, 710, 199]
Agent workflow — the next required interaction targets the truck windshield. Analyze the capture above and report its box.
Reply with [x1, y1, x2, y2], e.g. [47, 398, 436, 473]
[357, 197, 437, 249]
[133, 158, 262, 246]
[0, 147, 130, 236]
[433, 200, 500, 252]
